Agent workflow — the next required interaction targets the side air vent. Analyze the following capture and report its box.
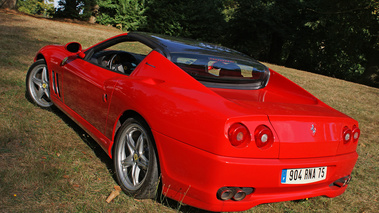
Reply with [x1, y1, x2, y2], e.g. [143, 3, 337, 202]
[52, 71, 61, 98]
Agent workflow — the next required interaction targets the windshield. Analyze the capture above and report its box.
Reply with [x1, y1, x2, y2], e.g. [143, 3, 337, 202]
[171, 53, 270, 89]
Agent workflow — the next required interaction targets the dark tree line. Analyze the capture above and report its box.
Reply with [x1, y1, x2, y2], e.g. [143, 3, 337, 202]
[12, 0, 379, 87]
[226, 0, 378, 86]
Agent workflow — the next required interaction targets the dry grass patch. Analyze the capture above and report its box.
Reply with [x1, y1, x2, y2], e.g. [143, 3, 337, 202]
[0, 10, 378, 213]
[0, 10, 174, 213]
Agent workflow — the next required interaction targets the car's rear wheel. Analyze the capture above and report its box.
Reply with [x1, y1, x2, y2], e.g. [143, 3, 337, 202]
[26, 59, 53, 108]
[114, 117, 159, 199]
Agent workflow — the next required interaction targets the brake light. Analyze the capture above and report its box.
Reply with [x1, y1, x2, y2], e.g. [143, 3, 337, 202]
[254, 125, 274, 149]
[228, 123, 251, 147]
[342, 126, 352, 143]
[352, 125, 360, 143]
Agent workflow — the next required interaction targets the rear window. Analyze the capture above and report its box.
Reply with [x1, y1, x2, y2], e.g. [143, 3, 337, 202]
[171, 53, 269, 89]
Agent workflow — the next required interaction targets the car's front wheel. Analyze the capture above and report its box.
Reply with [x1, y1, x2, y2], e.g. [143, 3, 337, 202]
[114, 117, 159, 199]
[26, 59, 53, 108]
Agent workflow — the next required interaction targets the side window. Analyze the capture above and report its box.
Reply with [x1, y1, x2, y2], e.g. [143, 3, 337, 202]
[89, 41, 152, 75]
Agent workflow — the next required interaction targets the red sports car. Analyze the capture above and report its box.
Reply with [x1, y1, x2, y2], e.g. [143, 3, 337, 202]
[26, 32, 360, 212]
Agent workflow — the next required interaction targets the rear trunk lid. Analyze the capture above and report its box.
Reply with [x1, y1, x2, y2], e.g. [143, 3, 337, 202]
[211, 82, 356, 159]
[234, 98, 352, 158]
[268, 114, 351, 158]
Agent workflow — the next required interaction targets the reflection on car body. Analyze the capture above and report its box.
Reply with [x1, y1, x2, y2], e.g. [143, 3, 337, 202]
[26, 32, 360, 212]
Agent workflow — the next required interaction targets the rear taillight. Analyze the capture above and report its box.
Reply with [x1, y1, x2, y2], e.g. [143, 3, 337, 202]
[254, 125, 274, 149]
[352, 125, 360, 143]
[228, 123, 251, 147]
[342, 126, 352, 143]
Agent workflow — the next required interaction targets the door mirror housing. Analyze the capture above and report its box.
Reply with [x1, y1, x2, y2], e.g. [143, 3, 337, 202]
[65, 42, 85, 58]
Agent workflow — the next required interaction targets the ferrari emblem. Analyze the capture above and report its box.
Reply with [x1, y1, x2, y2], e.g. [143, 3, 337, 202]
[42, 83, 47, 89]
[311, 124, 317, 136]
[133, 153, 139, 161]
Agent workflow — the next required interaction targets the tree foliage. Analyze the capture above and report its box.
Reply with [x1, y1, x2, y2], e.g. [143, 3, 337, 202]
[96, 0, 146, 31]
[300, 0, 378, 83]
[16, 0, 54, 17]
[51, 0, 379, 87]
[142, 0, 226, 42]
[55, 0, 97, 20]
[226, 0, 378, 86]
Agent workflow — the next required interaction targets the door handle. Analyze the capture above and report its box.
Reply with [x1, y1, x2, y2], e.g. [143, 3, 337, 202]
[61, 57, 68, 66]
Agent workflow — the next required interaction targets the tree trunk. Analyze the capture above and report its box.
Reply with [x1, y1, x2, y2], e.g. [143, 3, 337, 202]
[0, 0, 17, 9]
[361, 37, 379, 87]
[267, 32, 284, 65]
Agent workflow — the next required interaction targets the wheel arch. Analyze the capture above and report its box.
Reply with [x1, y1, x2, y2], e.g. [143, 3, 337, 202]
[112, 110, 145, 143]
[34, 53, 46, 62]
[109, 110, 160, 170]
[34, 54, 50, 71]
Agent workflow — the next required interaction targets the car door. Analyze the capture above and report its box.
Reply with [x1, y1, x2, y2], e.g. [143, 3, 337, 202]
[60, 57, 124, 136]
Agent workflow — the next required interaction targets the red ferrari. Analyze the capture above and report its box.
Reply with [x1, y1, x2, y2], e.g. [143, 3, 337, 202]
[26, 32, 360, 212]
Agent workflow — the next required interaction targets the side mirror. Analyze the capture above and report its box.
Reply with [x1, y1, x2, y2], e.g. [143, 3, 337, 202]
[65, 42, 85, 58]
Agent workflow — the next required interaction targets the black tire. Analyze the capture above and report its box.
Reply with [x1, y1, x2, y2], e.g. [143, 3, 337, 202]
[25, 59, 53, 108]
[114, 117, 159, 199]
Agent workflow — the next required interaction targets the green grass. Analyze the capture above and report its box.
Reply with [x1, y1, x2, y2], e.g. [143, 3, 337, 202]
[0, 9, 378, 213]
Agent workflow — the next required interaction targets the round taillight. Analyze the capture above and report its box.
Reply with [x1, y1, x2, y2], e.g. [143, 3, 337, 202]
[254, 125, 274, 149]
[228, 123, 251, 147]
[342, 126, 352, 144]
[352, 125, 360, 143]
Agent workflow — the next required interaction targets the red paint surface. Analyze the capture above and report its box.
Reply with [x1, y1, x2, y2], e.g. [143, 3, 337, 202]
[33, 34, 360, 212]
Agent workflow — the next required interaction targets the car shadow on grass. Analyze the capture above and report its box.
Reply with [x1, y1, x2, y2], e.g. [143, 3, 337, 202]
[44, 105, 213, 213]
[158, 198, 215, 213]
[50, 106, 115, 172]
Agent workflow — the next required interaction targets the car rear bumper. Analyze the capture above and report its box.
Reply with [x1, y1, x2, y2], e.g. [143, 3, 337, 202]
[154, 131, 358, 212]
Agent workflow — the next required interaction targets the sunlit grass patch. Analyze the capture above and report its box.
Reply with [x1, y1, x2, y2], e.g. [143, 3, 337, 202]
[0, 10, 378, 213]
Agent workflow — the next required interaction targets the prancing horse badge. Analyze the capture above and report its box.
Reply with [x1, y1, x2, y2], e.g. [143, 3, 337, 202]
[311, 124, 317, 136]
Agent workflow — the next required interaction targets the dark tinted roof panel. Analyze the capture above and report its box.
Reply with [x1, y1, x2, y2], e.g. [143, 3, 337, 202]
[130, 32, 270, 89]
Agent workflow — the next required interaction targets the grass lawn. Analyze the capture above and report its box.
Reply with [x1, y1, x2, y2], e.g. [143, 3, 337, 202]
[0, 9, 378, 213]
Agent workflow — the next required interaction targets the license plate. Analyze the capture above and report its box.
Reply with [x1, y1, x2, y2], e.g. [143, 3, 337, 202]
[281, 167, 327, 184]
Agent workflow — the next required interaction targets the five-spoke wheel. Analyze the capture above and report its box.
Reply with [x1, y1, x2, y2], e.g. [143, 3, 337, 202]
[114, 117, 159, 198]
[26, 59, 53, 108]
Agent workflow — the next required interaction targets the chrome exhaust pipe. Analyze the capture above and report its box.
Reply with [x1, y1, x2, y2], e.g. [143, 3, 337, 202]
[217, 187, 254, 201]
[333, 175, 352, 187]
[217, 187, 235, 201]
[233, 188, 247, 201]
